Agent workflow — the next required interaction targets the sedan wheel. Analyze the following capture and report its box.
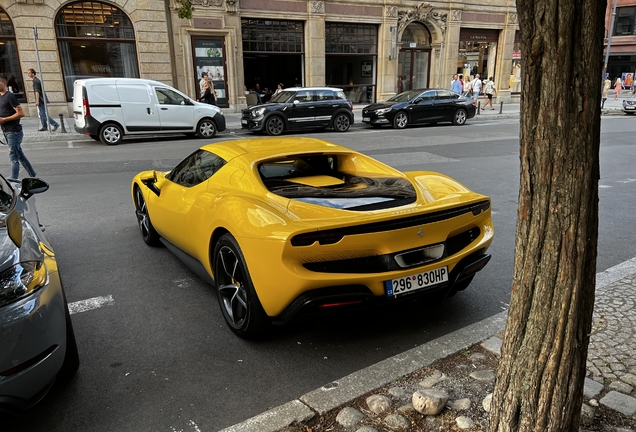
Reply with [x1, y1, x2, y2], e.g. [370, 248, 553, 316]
[99, 123, 123, 145]
[393, 112, 408, 129]
[453, 109, 467, 126]
[197, 119, 217, 139]
[265, 116, 285, 136]
[134, 187, 161, 246]
[333, 113, 351, 132]
[213, 234, 270, 338]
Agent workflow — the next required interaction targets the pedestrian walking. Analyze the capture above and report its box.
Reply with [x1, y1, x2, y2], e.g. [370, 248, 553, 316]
[603, 76, 611, 99]
[614, 77, 622, 101]
[450, 74, 462, 94]
[27, 68, 59, 132]
[0, 75, 37, 180]
[483, 77, 497, 110]
[463, 76, 472, 97]
[471, 74, 482, 105]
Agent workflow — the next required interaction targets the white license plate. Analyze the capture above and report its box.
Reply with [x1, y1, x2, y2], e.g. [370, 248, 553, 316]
[384, 266, 448, 297]
[625, 106, 635, 110]
[363, 117, 370, 122]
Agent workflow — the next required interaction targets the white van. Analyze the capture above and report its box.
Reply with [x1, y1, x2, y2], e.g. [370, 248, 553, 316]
[73, 78, 225, 145]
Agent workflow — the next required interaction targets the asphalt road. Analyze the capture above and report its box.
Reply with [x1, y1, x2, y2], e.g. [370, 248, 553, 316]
[2, 117, 635, 431]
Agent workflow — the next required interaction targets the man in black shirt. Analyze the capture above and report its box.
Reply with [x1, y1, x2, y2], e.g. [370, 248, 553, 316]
[0, 75, 37, 180]
[27, 68, 59, 132]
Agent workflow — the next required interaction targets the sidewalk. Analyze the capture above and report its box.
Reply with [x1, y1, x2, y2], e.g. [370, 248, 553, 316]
[221, 258, 636, 432]
[15, 90, 634, 144]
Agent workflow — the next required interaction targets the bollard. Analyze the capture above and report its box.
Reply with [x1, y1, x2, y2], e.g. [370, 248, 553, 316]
[59, 113, 68, 133]
[601, 98, 607, 109]
[499, 101, 503, 114]
[477, 101, 481, 115]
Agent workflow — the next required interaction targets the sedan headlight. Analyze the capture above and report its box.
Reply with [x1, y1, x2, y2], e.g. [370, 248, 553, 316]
[375, 108, 392, 115]
[0, 261, 48, 307]
[251, 108, 266, 117]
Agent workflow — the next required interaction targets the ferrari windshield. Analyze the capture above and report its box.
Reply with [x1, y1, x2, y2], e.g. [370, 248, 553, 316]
[388, 90, 423, 103]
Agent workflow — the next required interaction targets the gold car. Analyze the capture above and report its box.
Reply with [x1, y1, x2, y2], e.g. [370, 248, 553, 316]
[131, 138, 493, 338]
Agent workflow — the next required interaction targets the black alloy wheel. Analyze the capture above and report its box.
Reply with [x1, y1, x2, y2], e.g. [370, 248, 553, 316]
[196, 118, 217, 139]
[333, 113, 351, 132]
[134, 186, 161, 246]
[213, 234, 270, 338]
[453, 109, 467, 126]
[265, 116, 285, 136]
[393, 111, 409, 129]
[99, 123, 123, 145]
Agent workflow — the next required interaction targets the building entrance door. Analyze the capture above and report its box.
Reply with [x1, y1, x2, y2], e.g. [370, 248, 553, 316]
[398, 49, 430, 90]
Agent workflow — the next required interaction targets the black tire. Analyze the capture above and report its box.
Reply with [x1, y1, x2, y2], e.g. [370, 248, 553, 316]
[89, 134, 100, 141]
[196, 118, 217, 139]
[99, 123, 123, 145]
[265, 116, 285, 136]
[213, 234, 270, 338]
[133, 186, 161, 246]
[333, 113, 351, 132]
[393, 111, 408, 129]
[453, 109, 467, 126]
[57, 299, 79, 381]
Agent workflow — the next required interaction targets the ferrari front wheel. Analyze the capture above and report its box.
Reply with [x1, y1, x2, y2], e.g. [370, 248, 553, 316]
[213, 234, 270, 338]
[134, 186, 161, 247]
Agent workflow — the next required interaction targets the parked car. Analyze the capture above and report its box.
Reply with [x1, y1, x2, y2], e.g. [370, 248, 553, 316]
[73, 78, 226, 145]
[131, 137, 493, 338]
[622, 94, 636, 114]
[362, 89, 476, 128]
[241, 87, 354, 136]
[0, 176, 79, 414]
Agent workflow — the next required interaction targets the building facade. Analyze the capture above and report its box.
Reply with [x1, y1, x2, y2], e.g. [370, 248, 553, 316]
[604, 0, 636, 87]
[0, 0, 522, 116]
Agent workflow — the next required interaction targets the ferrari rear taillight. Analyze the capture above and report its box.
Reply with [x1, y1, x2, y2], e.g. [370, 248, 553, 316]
[318, 300, 362, 308]
[82, 98, 91, 118]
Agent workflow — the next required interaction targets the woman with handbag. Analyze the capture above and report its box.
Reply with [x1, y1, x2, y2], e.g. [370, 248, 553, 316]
[201, 81, 217, 106]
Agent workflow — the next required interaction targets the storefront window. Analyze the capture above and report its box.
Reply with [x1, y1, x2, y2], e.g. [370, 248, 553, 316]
[192, 38, 228, 107]
[55, 1, 139, 100]
[242, 19, 304, 53]
[457, 29, 498, 83]
[0, 8, 25, 102]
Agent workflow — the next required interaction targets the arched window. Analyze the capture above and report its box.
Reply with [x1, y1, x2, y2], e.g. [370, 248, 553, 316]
[55, 1, 139, 100]
[0, 8, 25, 101]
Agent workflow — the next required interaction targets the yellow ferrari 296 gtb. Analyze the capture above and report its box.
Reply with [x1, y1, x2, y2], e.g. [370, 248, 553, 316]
[131, 137, 493, 338]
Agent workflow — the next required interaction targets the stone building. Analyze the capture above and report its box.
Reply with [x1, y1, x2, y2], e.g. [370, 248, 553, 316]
[0, 0, 522, 117]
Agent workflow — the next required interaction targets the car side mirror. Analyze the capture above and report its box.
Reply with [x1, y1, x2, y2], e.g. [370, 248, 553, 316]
[20, 177, 49, 200]
[293, 100, 300, 106]
[413, 98, 422, 104]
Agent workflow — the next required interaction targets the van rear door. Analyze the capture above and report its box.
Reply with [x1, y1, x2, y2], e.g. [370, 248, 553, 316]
[73, 81, 86, 128]
[116, 83, 160, 132]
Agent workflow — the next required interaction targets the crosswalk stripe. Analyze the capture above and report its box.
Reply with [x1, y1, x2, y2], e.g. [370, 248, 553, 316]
[68, 295, 114, 315]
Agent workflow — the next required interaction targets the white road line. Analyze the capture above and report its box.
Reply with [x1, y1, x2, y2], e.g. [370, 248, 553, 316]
[68, 295, 114, 315]
[68, 140, 74, 148]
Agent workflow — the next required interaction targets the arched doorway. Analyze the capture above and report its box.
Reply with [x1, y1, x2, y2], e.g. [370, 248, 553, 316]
[398, 23, 431, 91]
[0, 8, 25, 101]
[55, 1, 139, 101]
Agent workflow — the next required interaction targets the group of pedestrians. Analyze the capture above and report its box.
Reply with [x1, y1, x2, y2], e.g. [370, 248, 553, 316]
[0, 68, 55, 181]
[450, 73, 498, 109]
[603, 76, 629, 101]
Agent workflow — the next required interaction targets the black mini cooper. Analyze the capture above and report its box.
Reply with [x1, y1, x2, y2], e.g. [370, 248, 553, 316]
[241, 87, 354, 136]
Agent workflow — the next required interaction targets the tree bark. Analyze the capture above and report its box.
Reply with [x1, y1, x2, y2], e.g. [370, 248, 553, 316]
[488, 0, 606, 431]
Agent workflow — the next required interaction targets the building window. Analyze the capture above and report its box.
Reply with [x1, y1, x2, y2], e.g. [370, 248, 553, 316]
[326, 23, 377, 54]
[614, 7, 636, 36]
[0, 8, 25, 102]
[241, 19, 304, 53]
[55, 1, 139, 100]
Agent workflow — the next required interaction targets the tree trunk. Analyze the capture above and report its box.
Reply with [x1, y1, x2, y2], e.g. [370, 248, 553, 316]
[488, 1, 606, 431]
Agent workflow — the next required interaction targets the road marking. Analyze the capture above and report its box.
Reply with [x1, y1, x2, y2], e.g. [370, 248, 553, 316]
[617, 178, 636, 183]
[68, 140, 74, 148]
[68, 295, 114, 315]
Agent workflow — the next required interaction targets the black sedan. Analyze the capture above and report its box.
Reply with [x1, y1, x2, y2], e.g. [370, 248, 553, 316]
[362, 89, 476, 129]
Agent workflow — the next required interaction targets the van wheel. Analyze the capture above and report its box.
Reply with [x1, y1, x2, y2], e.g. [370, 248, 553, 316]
[196, 119, 217, 139]
[99, 123, 123, 145]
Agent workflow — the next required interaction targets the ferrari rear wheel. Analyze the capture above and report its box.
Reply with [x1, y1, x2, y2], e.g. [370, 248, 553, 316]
[213, 234, 270, 338]
[393, 111, 408, 129]
[134, 186, 161, 247]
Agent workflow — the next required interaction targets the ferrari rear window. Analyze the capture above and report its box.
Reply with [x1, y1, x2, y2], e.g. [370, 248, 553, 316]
[258, 155, 417, 211]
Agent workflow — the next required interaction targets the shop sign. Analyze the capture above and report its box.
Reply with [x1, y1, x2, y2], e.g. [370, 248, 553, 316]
[194, 39, 227, 106]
